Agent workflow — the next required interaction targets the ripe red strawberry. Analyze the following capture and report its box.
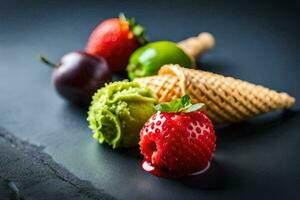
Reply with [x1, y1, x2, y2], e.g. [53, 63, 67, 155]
[86, 13, 147, 72]
[139, 96, 216, 175]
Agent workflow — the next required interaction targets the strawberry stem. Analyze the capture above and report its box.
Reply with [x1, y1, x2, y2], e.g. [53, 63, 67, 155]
[38, 54, 57, 68]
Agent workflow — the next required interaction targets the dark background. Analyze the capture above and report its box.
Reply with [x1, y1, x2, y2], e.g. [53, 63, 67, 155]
[0, 0, 299, 199]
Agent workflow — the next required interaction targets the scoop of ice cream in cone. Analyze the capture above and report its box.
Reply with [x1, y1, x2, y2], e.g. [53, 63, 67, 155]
[135, 64, 295, 123]
[87, 81, 157, 148]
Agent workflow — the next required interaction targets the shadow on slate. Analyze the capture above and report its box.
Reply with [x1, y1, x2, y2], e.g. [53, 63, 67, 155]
[216, 110, 300, 143]
[178, 160, 232, 190]
[196, 58, 240, 76]
[179, 110, 300, 191]
[0, 128, 114, 200]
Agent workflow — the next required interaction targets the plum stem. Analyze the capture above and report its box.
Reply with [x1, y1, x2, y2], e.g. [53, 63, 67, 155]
[38, 54, 57, 68]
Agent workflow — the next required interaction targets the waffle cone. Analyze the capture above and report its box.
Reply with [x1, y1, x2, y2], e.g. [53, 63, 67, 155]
[135, 65, 295, 123]
[177, 32, 215, 65]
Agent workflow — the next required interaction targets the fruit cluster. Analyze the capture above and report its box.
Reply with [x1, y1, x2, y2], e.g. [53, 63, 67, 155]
[40, 14, 295, 177]
[38, 14, 234, 178]
[38, 13, 219, 178]
[40, 13, 295, 179]
[40, 13, 146, 105]
[40, 13, 217, 178]
[40, 13, 209, 105]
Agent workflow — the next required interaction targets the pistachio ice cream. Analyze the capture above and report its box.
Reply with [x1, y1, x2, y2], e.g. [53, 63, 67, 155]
[87, 81, 157, 148]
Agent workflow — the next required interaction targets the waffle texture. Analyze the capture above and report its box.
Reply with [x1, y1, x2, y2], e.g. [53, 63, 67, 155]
[135, 65, 295, 123]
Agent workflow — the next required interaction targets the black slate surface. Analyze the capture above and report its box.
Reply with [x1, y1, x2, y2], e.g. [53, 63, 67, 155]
[0, 128, 114, 200]
[0, 0, 299, 199]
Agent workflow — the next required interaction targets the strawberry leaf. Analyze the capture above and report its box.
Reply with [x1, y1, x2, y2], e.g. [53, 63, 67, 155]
[132, 25, 144, 37]
[186, 103, 204, 112]
[155, 95, 204, 113]
[155, 104, 171, 112]
[169, 99, 181, 112]
[181, 95, 192, 107]
[118, 12, 148, 45]
[118, 12, 127, 21]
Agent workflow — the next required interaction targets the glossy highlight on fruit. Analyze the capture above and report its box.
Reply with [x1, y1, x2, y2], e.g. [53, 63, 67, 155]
[141, 159, 210, 179]
[127, 41, 192, 80]
[40, 51, 112, 105]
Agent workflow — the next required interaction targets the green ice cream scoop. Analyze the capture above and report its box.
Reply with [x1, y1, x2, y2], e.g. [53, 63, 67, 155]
[126, 41, 192, 80]
[87, 81, 157, 148]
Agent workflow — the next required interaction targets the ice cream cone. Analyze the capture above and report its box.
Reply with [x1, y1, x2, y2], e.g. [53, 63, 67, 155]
[177, 32, 215, 65]
[135, 64, 295, 123]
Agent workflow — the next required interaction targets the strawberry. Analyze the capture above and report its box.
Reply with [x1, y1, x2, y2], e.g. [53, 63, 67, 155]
[86, 13, 147, 72]
[139, 95, 216, 176]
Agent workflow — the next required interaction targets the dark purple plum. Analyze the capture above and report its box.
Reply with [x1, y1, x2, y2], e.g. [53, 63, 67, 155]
[40, 51, 112, 105]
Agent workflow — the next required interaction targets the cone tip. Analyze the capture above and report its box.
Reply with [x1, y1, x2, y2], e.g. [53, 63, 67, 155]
[197, 32, 215, 50]
[281, 93, 296, 109]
